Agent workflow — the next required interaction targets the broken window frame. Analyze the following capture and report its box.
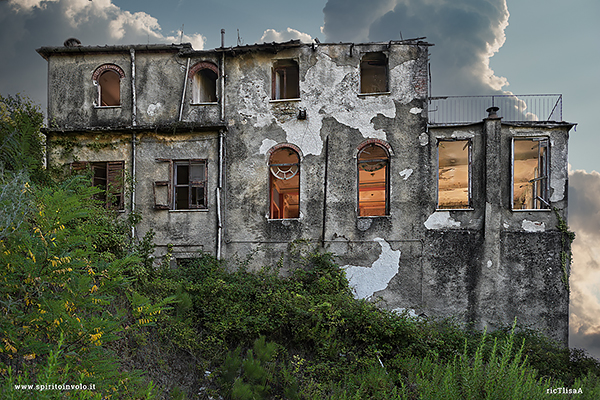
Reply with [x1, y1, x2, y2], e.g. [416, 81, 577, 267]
[71, 161, 125, 210]
[271, 60, 300, 101]
[173, 160, 208, 210]
[512, 137, 550, 210]
[436, 138, 472, 210]
[357, 143, 390, 217]
[268, 147, 300, 220]
[360, 52, 389, 95]
[92, 64, 125, 108]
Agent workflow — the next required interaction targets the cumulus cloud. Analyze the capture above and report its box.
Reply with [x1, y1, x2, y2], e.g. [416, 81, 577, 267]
[0, 0, 205, 111]
[569, 169, 600, 359]
[323, 0, 510, 96]
[260, 28, 313, 44]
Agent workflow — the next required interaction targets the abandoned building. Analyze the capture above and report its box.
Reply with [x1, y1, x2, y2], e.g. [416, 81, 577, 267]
[36, 35, 574, 344]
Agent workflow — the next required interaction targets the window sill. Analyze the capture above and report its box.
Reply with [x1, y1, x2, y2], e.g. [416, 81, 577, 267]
[267, 218, 301, 222]
[511, 208, 552, 212]
[168, 209, 209, 213]
[190, 102, 219, 106]
[94, 105, 121, 109]
[436, 208, 474, 211]
[269, 98, 301, 103]
[357, 215, 391, 219]
[358, 92, 391, 97]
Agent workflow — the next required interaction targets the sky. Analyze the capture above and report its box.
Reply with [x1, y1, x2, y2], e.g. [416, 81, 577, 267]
[1, 0, 599, 359]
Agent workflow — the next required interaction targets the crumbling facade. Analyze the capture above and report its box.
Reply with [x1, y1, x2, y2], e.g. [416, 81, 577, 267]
[37, 37, 573, 344]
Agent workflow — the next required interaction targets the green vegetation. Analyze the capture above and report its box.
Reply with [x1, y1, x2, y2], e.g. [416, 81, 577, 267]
[1, 94, 599, 399]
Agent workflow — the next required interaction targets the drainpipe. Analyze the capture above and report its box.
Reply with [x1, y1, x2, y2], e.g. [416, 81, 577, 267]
[179, 57, 190, 121]
[216, 29, 226, 259]
[130, 48, 137, 240]
[321, 136, 329, 248]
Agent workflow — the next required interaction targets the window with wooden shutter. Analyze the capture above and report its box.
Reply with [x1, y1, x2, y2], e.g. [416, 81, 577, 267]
[70, 161, 125, 210]
[153, 158, 172, 210]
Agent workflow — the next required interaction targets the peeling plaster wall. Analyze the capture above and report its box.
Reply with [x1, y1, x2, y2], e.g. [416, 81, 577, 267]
[41, 40, 572, 344]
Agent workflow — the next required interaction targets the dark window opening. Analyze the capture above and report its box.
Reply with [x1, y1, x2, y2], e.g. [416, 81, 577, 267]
[98, 70, 120, 106]
[269, 148, 300, 219]
[192, 69, 218, 103]
[437, 139, 471, 209]
[72, 161, 124, 209]
[174, 160, 207, 210]
[513, 138, 549, 210]
[358, 143, 389, 216]
[272, 60, 299, 100]
[360, 52, 388, 94]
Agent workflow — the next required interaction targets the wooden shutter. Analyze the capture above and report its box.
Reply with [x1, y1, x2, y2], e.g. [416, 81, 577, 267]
[154, 158, 172, 209]
[107, 161, 124, 210]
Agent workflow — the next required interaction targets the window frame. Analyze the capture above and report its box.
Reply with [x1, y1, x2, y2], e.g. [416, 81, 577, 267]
[357, 142, 390, 217]
[92, 64, 125, 108]
[511, 137, 550, 210]
[71, 161, 125, 210]
[173, 159, 208, 210]
[360, 52, 389, 95]
[436, 138, 472, 210]
[268, 146, 301, 220]
[271, 59, 300, 101]
[189, 61, 219, 104]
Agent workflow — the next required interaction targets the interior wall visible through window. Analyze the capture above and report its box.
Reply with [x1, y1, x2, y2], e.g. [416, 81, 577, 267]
[437, 139, 471, 209]
[272, 60, 299, 100]
[98, 70, 120, 106]
[360, 52, 388, 94]
[357, 143, 389, 216]
[192, 69, 218, 103]
[269, 147, 300, 219]
[513, 138, 549, 210]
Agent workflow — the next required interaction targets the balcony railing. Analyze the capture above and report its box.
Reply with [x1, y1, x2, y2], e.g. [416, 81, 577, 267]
[427, 94, 562, 125]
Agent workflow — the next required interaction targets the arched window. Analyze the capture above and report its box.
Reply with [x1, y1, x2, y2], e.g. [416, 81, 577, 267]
[357, 142, 389, 216]
[269, 146, 300, 219]
[189, 62, 219, 103]
[92, 64, 125, 107]
[360, 52, 388, 94]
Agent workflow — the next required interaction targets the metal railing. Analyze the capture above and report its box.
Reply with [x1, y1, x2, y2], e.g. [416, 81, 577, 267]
[427, 94, 562, 125]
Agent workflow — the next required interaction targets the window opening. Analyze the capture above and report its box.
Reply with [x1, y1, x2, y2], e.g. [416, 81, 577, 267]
[174, 160, 207, 210]
[192, 69, 218, 103]
[98, 70, 120, 106]
[72, 161, 124, 209]
[513, 138, 549, 209]
[360, 52, 388, 94]
[437, 139, 471, 209]
[269, 148, 300, 219]
[358, 143, 389, 216]
[272, 60, 299, 100]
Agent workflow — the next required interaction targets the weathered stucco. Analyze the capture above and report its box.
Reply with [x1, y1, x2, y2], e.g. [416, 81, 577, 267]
[38, 38, 573, 345]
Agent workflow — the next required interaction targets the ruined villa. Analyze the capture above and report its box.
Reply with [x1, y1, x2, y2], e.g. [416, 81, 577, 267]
[37, 35, 574, 344]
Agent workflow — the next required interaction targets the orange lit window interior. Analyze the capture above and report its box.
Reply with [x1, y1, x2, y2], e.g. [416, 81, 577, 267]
[358, 143, 388, 216]
[269, 148, 300, 219]
[438, 140, 470, 209]
[513, 138, 549, 209]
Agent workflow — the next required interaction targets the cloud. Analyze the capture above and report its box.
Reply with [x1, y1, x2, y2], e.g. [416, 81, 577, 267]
[260, 28, 313, 44]
[569, 169, 600, 359]
[323, 0, 510, 96]
[0, 0, 205, 111]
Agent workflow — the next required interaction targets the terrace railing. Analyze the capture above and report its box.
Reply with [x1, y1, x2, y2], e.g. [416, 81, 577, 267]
[427, 94, 562, 125]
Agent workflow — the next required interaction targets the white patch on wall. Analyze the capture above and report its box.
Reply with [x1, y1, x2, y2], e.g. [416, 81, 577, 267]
[237, 50, 420, 156]
[452, 130, 475, 138]
[503, 222, 510, 229]
[399, 168, 413, 180]
[424, 211, 461, 229]
[258, 139, 278, 155]
[410, 107, 423, 115]
[419, 132, 429, 146]
[393, 308, 418, 318]
[487, 260, 493, 268]
[522, 220, 546, 232]
[342, 237, 401, 300]
[147, 102, 162, 116]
